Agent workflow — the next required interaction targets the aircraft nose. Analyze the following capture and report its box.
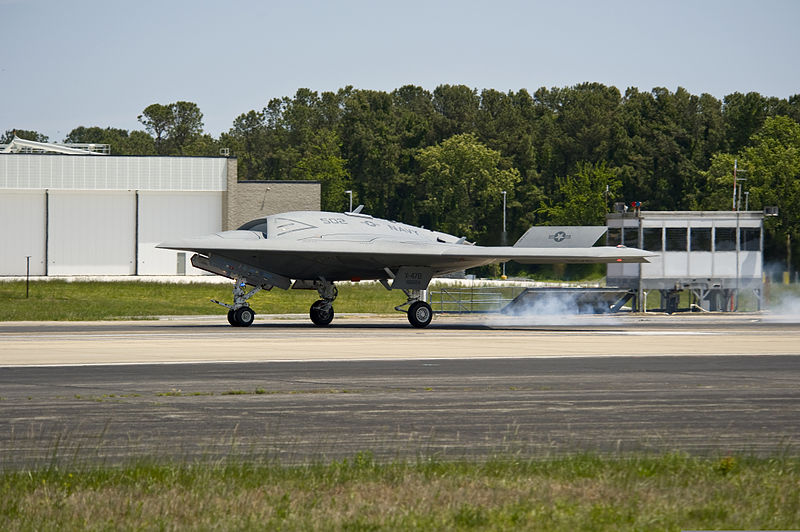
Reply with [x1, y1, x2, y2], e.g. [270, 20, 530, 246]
[157, 230, 263, 250]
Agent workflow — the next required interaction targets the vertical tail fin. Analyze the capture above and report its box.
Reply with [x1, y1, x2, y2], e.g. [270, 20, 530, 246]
[513, 226, 607, 248]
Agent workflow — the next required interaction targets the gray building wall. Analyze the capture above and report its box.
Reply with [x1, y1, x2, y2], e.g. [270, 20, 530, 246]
[0, 155, 321, 275]
[223, 158, 321, 230]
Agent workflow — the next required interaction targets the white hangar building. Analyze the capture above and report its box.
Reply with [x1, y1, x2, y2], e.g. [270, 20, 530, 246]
[0, 142, 320, 276]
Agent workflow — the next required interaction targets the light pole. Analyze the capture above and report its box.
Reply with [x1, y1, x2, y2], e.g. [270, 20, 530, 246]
[345, 190, 352, 212]
[501, 190, 507, 278]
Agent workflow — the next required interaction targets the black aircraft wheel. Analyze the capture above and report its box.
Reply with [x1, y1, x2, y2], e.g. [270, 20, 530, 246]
[234, 306, 255, 327]
[310, 300, 334, 326]
[227, 309, 238, 327]
[407, 301, 433, 328]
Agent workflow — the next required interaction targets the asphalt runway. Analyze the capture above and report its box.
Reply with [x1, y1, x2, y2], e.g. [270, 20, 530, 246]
[1, 313, 799, 467]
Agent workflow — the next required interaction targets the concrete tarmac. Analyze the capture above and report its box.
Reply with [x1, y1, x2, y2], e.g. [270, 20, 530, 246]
[1, 313, 799, 365]
[1, 313, 799, 467]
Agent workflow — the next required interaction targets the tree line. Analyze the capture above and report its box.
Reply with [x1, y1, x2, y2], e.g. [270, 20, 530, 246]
[4, 83, 800, 271]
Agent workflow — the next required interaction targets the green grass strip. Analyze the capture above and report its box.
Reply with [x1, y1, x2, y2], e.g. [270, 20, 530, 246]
[0, 280, 401, 321]
[1, 453, 798, 530]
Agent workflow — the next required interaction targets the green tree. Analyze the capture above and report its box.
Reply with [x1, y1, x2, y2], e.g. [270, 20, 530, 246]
[477, 89, 537, 179]
[222, 88, 351, 209]
[224, 88, 350, 183]
[477, 89, 541, 238]
[169, 101, 204, 154]
[546, 83, 624, 177]
[180, 134, 220, 157]
[64, 126, 116, 144]
[538, 161, 621, 226]
[697, 152, 739, 210]
[701, 116, 800, 269]
[339, 89, 401, 218]
[723, 92, 771, 153]
[432, 84, 480, 140]
[616, 87, 725, 211]
[138, 103, 173, 153]
[137, 101, 204, 155]
[292, 129, 349, 211]
[415, 133, 521, 242]
[221, 110, 270, 180]
[64, 126, 156, 155]
[125, 130, 158, 155]
[391, 85, 437, 222]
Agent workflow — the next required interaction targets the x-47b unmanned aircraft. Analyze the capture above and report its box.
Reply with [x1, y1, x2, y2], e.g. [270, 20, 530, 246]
[158, 209, 652, 328]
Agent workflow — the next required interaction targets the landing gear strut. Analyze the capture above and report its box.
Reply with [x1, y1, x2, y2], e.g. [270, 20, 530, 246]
[309, 280, 337, 326]
[213, 278, 264, 327]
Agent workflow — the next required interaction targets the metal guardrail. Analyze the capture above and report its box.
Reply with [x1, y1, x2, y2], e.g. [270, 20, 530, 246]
[429, 286, 635, 315]
[428, 288, 514, 314]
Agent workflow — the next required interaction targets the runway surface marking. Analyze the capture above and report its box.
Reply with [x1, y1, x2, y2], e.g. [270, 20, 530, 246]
[1, 316, 799, 365]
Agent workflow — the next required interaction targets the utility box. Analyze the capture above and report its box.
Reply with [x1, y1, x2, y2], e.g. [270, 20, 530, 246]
[606, 211, 764, 312]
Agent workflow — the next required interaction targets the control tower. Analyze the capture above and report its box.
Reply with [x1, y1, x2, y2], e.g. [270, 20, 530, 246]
[606, 210, 766, 312]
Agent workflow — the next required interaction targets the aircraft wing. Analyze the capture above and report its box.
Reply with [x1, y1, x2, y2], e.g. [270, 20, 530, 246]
[158, 235, 651, 280]
[441, 244, 651, 264]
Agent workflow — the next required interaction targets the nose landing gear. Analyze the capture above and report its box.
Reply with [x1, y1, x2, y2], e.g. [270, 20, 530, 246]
[309, 280, 338, 326]
[310, 300, 334, 326]
[227, 306, 255, 327]
[213, 278, 264, 327]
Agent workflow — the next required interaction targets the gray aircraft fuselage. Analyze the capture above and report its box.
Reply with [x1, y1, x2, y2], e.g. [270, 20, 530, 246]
[159, 210, 651, 284]
[163, 211, 489, 282]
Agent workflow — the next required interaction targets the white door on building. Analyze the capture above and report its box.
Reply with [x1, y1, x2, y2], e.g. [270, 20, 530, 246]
[137, 191, 222, 275]
[48, 191, 136, 275]
[0, 191, 46, 275]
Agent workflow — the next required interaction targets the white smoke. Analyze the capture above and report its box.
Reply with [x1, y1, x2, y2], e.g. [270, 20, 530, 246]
[764, 289, 800, 322]
[428, 279, 627, 327]
[758, 262, 800, 322]
[482, 289, 623, 327]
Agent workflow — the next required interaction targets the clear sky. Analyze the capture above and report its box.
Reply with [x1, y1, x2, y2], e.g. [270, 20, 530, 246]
[2, 0, 798, 142]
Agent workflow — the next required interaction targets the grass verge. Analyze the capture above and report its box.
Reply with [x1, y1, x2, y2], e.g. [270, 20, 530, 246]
[1, 279, 798, 321]
[1, 452, 798, 530]
[0, 279, 531, 321]
[0, 280, 400, 321]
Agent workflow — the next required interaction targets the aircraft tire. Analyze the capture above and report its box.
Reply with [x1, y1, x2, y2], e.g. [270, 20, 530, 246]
[310, 300, 334, 326]
[407, 301, 433, 328]
[234, 306, 255, 327]
[227, 309, 238, 327]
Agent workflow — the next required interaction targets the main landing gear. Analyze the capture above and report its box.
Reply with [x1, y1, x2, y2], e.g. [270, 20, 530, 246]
[395, 289, 433, 328]
[306, 280, 432, 328]
[407, 300, 433, 328]
[215, 276, 433, 329]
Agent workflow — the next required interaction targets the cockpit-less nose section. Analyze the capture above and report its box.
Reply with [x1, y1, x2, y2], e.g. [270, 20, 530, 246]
[158, 209, 652, 328]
